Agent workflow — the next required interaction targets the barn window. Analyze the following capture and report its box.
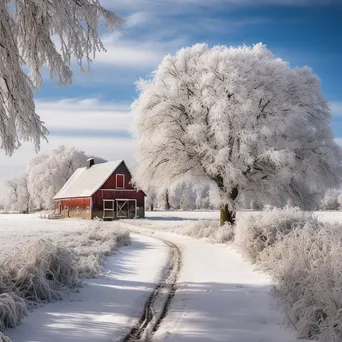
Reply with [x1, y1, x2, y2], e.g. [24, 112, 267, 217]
[116, 174, 125, 189]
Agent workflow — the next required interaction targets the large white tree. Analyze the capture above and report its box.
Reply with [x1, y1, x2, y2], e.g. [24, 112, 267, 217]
[132, 43, 342, 225]
[0, 0, 123, 155]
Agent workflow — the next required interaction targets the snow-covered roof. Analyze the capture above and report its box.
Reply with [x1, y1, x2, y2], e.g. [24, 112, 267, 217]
[54, 160, 123, 199]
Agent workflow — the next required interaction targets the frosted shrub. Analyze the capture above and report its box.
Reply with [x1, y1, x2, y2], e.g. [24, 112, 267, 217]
[173, 220, 234, 243]
[5, 240, 79, 302]
[0, 332, 12, 342]
[62, 222, 130, 278]
[338, 194, 342, 209]
[0, 293, 26, 331]
[320, 190, 341, 210]
[258, 221, 342, 341]
[234, 207, 313, 262]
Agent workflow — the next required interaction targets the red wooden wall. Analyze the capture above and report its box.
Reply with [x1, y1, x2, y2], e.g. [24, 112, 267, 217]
[101, 171, 134, 189]
[55, 197, 91, 219]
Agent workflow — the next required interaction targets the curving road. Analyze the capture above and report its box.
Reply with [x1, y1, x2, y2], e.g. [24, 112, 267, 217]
[6, 224, 308, 342]
[122, 223, 309, 342]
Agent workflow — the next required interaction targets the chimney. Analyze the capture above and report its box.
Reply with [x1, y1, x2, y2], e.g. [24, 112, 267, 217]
[87, 158, 95, 169]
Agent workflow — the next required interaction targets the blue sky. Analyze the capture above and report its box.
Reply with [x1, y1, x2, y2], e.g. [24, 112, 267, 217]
[0, 0, 341, 192]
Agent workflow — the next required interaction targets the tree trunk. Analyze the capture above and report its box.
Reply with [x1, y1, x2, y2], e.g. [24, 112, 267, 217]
[220, 204, 236, 226]
[150, 203, 154, 211]
[215, 177, 238, 225]
[164, 190, 171, 210]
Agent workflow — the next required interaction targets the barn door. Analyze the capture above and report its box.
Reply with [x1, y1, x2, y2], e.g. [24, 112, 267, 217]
[117, 200, 136, 219]
[117, 200, 128, 218]
[103, 200, 115, 219]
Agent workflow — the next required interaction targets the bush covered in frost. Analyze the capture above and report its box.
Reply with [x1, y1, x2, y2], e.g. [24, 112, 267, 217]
[232, 206, 342, 341]
[320, 189, 342, 210]
[0, 220, 130, 341]
[258, 220, 342, 341]
[173, 219, 234, 243]
[234, 207, 313, 263]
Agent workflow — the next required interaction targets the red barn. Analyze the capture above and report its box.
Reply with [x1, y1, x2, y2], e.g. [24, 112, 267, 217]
[53, 159, 145, 220]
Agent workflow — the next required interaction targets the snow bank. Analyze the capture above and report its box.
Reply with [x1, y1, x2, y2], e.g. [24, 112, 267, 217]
[172, 219, 234, 243]
[320, 189, 342, 210]
[0, 219, 130, 340]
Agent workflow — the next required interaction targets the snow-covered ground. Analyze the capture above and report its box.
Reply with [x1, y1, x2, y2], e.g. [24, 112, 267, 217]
[6, 234, 168, 342]
[2, 210, 342, 341]
[154, 234, 301, 342]
[122, 221, 308, 342]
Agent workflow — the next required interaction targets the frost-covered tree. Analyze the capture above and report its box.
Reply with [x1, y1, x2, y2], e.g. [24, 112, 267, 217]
[161, 188, 171, 210]
[0, 0, 123, 155]
[145, 186, 157, 211]
[5, 178, 20, 211]
[27, 145, 106, 209]
[5, 172, 31, 212]
[132, 43, 342, 225]
[144, 181, 211, 211]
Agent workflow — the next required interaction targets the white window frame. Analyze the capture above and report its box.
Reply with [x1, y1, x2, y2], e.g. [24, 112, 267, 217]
[116, 174, 125, 189]
[103, 199, 115, 219]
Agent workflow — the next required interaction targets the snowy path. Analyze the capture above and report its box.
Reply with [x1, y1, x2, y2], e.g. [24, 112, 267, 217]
[5, 221, 305, 342]
[6, 234, 169, 342]
[122, 224, 304, 342]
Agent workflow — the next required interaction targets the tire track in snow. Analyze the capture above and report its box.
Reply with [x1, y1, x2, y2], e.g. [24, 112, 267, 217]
[122, 234, 182, 342]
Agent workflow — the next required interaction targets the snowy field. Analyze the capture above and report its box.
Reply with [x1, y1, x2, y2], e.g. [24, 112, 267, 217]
[0, 214, 95, 258]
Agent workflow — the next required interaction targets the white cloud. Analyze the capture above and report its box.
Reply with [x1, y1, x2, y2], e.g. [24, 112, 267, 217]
[36, 98, 132, 132]
[331, 102, 342, 116]
[125, 11, 152, 28]
[93, 33, 187, 69]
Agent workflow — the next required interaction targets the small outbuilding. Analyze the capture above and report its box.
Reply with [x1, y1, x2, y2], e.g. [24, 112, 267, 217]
[54, 159, 145, 220]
